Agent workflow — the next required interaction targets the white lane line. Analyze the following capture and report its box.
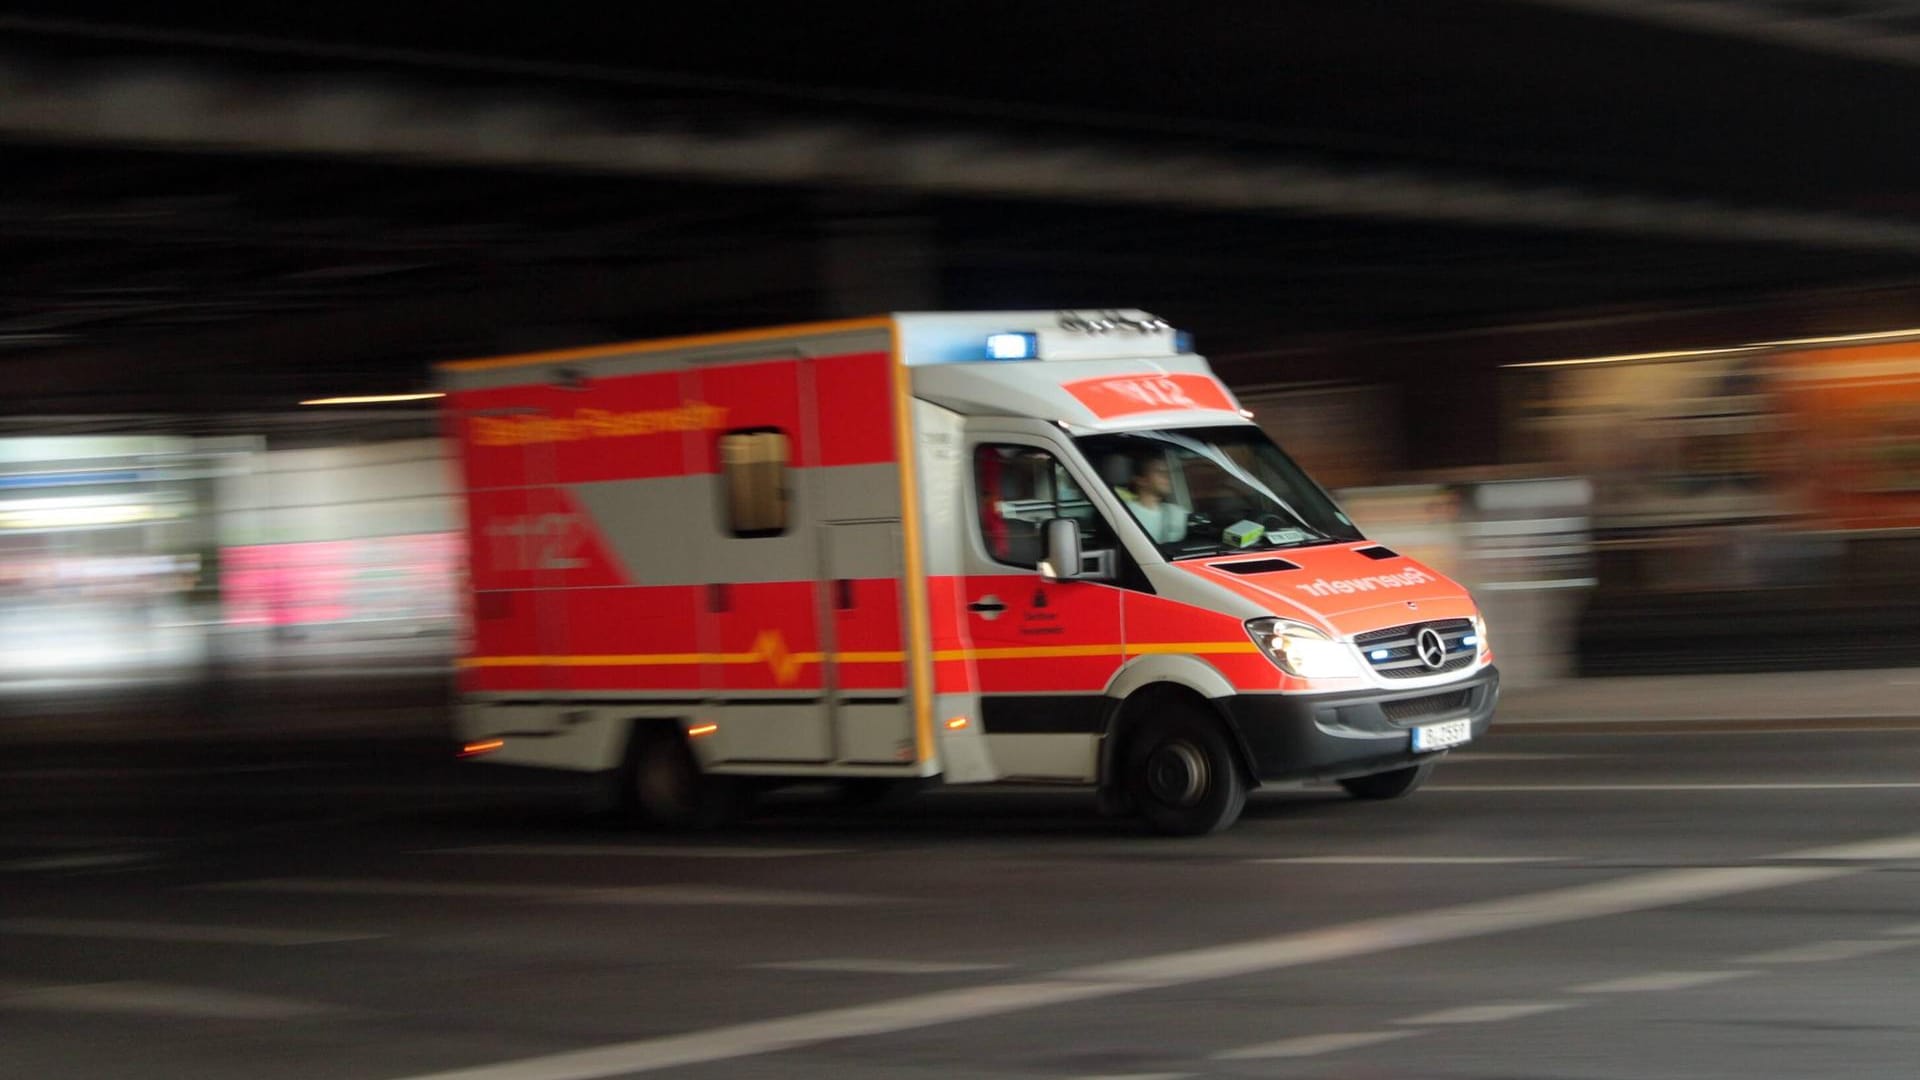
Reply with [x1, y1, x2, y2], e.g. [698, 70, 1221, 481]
[424, 845, 855, 859]
[1791, 834, 1920, 860]
[1, 852, 153, 872]
[1736, 939, 1920, 964]
[562, 886, 886, 908]
[1214, 1031, 1421, 1060]
[1427, 783, 1920, 792]
[390, 835, 1902, 1080]
[202, 878, 891, 907]
[0, 917, 384, 947]
[1443, 753, 1605, 762]
[1068, 1074, 1191, 1080]
[1398, 1001, 1576, 1025]
[1571, 970, 1758, 994]
[0, 979, 334, 1020]
[751, 959, 1011, 975]
[1253, 856, 1569, 865]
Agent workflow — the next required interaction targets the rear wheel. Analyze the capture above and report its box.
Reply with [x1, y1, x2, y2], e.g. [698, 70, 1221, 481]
[1123, 703, 1248, 836]
[623, 727, 755, 829]
[1338, 761, 1435, 800]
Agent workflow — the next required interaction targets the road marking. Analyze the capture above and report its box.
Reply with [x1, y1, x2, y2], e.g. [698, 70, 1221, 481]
[1443, 753, 1602, 762]
[1068, 1074, 1191, 1080]
[203, 878, 890, 907]
[1736, 939, 1920, 964]
[1, 852, 153, 872]
[0, 917, 384, 947]
[1215, 1031, 1421, 1060]
[424, 844, 855, 859]
[1791, 834, 1920, 860]
[389, 831, 1919, 1080]
[1398, 1001, 1576, 1025]
[0, 979, 334, 1020]
[1427, 783, 1920, 792]
[1571, 970, 1757, 993]
[751, 959, 1011, 975]
[1253, 856, 1569, 865]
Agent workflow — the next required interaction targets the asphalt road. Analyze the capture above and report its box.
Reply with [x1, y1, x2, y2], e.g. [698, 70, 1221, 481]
[3, 724, 1918, 1079]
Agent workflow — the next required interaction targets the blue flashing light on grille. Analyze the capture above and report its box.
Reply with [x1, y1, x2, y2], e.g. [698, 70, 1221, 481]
[1462, 635, 1479, 647]
[1174, 330, 1195, 353]
[1369, 648, 1392, 660]
[986, 332, 1038, 360]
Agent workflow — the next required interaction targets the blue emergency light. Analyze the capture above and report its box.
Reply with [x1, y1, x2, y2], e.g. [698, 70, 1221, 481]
[986, 332, 1038, 360]
[1369, 648, 1392, 661]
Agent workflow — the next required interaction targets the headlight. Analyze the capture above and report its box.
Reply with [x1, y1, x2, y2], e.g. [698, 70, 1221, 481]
[1246, 618, 1362, 679]
[1469, 612, 1490, 655]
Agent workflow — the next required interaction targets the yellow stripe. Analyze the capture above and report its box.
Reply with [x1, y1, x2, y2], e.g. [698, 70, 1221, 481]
[931, 642, 1259, 662]
[890, 319, 937, 764]
[436, 316, 893, 373]
[459, 654, 709, 668]
[1125, 642, 1263, 656]
[458, 642, 1257, 669]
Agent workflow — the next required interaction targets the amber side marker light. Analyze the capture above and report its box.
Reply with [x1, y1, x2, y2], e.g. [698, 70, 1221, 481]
[688, 723, 719, 738]
[300, 392, 447, 406]
[945, 717, 971, 731]
[458, 739, 505, 758]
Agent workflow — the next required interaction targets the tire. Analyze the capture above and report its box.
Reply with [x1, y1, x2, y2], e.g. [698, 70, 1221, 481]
[1338, 761, 1435, 800]
[1123, 703, 1248, 836]
[623, 728, 755, 829]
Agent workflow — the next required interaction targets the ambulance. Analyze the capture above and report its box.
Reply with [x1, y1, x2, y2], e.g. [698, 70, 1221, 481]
[439, 310, 1497, 834]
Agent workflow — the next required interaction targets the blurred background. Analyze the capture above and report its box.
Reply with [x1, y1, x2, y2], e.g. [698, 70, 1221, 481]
[10, 7, 1920, 1079]
[4, 0, 1920, 720]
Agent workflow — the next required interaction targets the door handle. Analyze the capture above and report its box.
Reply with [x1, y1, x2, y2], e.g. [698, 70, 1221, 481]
[967, 596, 1007, 615]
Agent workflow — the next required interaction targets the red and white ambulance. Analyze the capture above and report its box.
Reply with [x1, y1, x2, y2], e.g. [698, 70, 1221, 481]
[440, 310, 1497, 834]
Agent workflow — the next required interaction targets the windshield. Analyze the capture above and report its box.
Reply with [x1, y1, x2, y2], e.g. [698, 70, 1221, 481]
[1075, 425, 1365, 558]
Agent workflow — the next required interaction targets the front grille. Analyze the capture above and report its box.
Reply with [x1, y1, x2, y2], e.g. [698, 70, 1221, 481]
[1355, 618, 1477, 679]
[1381, 689, 1470, 723]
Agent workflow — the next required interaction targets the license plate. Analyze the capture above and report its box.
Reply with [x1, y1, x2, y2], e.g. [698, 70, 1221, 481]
[1411, 718, 1472, 753]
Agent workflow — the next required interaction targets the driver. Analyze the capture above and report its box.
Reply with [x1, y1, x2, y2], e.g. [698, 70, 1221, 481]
[1120, 455, 1189, 544]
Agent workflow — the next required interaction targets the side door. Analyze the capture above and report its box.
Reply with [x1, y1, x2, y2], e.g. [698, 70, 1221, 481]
[820, 519, 914, 765]
[696, 362, 832, 764]
[959, 433, 1126, 781]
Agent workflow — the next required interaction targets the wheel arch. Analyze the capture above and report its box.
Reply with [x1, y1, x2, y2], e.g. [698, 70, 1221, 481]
[1100, 663, 1259, 794]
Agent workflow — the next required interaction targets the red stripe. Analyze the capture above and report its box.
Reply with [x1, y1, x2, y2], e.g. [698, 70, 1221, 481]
[445, 351, 896, 491]
[811, 352, 896, 467]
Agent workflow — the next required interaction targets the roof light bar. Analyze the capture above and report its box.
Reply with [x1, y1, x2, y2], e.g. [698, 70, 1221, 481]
[986, 332, 1038, 360]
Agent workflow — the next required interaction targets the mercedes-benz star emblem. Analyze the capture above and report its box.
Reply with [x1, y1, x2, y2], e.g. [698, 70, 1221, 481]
[1416, 627, 1448, 670]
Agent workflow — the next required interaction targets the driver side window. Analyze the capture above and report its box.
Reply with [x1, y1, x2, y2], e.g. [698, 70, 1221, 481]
[973, 444, 1117, 570]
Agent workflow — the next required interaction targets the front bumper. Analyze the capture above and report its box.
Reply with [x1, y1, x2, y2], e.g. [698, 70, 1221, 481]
[1219, 664, 1500, 783]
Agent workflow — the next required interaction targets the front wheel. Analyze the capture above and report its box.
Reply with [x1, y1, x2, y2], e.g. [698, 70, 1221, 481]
[1124, 705, 1248, 836]
[1338, 761, 1435, 800]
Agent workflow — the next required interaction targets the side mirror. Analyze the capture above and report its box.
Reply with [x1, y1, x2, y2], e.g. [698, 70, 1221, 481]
[1039, 518, 1114, 582]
